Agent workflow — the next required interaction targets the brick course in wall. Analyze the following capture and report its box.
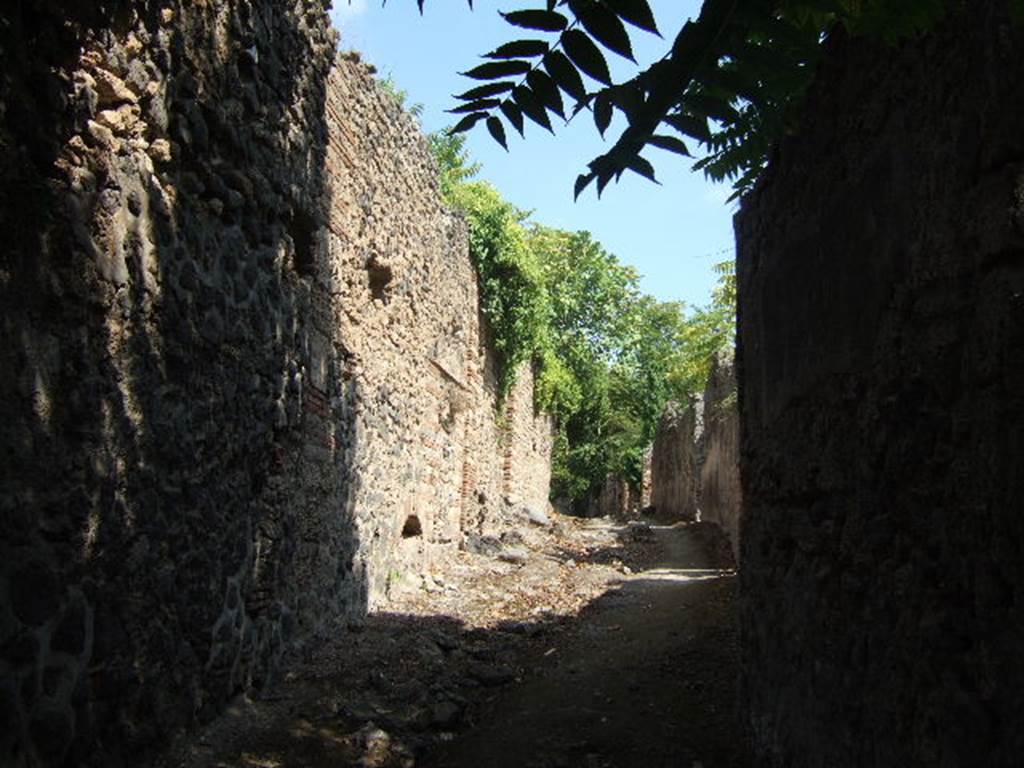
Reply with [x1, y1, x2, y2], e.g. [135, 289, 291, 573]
[0, 6, 551, 765]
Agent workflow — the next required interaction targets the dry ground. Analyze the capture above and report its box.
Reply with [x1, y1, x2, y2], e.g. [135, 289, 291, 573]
[156, 512, 742, 768]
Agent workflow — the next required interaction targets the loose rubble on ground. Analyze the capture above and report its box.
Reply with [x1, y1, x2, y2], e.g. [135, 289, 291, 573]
[157, 506, 679, 768]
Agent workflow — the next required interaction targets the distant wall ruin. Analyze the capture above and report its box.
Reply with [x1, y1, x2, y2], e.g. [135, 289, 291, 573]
[736, 3, 1024, 764]
[698, 350, 741, 561]
[648, 400, 698, 522]
[0, 4, 550, 765]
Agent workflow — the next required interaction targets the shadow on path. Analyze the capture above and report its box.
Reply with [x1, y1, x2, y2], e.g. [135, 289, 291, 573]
[155, 522, 742, 768]
[422, 523, 743, 768]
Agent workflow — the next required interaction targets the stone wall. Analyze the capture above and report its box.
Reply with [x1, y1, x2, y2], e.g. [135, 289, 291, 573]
[588, 475, 637, 519]
[736, 3, 1024, 765]
[698, 350, 741, 561]
[501, 364, 555, 520]
[0, 4, 551, 765]
[321, 56, 552, 605]
[648, 400, 698, 522]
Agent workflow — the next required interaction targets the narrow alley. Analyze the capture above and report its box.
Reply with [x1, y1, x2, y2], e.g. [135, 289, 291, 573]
[157, 514, 740, 768]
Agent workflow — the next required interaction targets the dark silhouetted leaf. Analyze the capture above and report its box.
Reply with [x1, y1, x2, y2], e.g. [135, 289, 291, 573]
[500, 9, 568, 32]
[574, 172, 595, 199]
[456, 82, 516, 101]
[513, 85, 554, 132]
[448, 98, 503, 114]
[449, 112, 488, 134]
[569, 0, 635, 61]
[527, 70, 565, 117]
[683, 92, 739, 122]
[500, 100, 525, 136]
[627, 154, 658, 182]
[486, 39, 550, 59]
[607, 0, 659, 34]
[544, 51, 587, 102]
[664, 112, 711, 142]
[647, 134, 690, 156]
[563, 30, 612, 85]
[462, 60, 532, 80]
[593, 92, 613, 136]
[608, 83, 642, 124]
[487, 116, 509, 149]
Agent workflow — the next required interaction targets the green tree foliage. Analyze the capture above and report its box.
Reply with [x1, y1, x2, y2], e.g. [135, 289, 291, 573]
[427, 132, 481, 198]
[672, 259, 735, 395]
[419, 0, 950, 198]
[428, 125, 736, 508]
[448, 179, 549, 399]
[377, 72, 425, 118]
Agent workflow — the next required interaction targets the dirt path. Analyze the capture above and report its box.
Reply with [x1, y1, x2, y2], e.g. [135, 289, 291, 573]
[156, 516, 742, 768]
[423, 524, 742, 768]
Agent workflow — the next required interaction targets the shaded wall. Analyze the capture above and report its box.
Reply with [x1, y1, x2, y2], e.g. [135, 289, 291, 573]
[648, 400, 698, 521]
[1, 3, 342, 764]
[698, 349, 741, 561]
[0, 4, 552, 765]
[737, 3, 1024, 765]
[588, 474, 637, 519]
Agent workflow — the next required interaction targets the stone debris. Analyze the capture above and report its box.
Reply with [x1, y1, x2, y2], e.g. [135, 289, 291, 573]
[155, 510, 657, 767]
[521, 504, 552, 527]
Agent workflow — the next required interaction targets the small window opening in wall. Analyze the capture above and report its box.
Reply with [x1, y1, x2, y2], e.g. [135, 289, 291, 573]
[401, 514, 422, 538]
[289, 209, 317, 277]
[367, 259, 393, 301]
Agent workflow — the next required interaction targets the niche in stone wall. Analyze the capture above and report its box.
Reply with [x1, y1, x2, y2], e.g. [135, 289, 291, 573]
[289, 209, 318, 277]
[401, 514, 423, 538]
[366, 254, 393, 301]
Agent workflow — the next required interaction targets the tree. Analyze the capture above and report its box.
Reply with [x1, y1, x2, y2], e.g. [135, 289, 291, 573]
[408, 0, 951, 198]
[428, 110, 736, 511]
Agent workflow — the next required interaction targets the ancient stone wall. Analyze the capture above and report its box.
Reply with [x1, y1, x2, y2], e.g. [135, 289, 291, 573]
[0, 4, 551, 765]
[1, 4, 343, 764]
[588, 475, 637, 519]
[698, 350, 741, 561]
[321, 57, 552, 605]
[648, 401, 698, 521]
[501, 364, 555, 520]
[640, 446, 653, 509]
[736, 3, 1024, 765]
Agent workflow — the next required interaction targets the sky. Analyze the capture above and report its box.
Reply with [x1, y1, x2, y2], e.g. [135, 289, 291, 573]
[327, 0, 737, 309]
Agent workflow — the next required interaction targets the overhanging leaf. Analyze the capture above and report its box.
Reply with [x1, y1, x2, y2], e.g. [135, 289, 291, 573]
[606, 0, 660, 35]
[593, 92, 613, 136]
[487, 116, 509, 149]
[456, 82, 516, 101]
[448, 98, 503, 114]
[574, 172, 595, 199]
[449, 112, 488, 134]
[663, 112, 712, 142]
[563, 29, 612, 85]
[626, 154, 658, 182]
[486, 39, 550, 59]
[527, 69, 565, 118]
[461, 60, 533, 80]
[544, 51, 587, 102]
[500, 9, 569, 31]
[569, 0, 636, 61]
[513, 85, 554, 132]
[500, 100, 526, 136]
[647, 134, 691, 156]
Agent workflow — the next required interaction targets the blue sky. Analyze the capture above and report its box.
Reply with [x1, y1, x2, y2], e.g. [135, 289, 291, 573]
[327, 0, 736, 309]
